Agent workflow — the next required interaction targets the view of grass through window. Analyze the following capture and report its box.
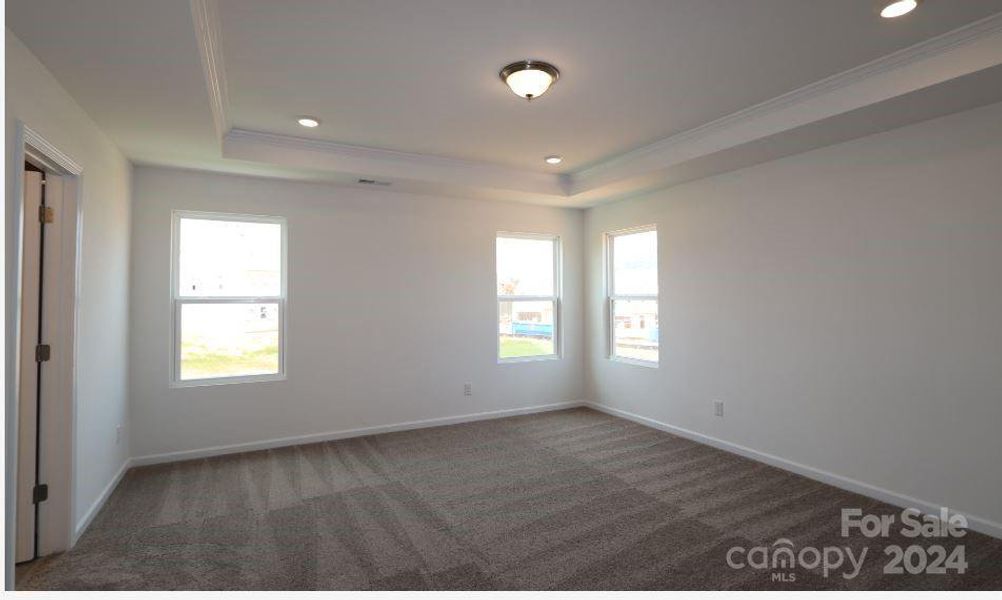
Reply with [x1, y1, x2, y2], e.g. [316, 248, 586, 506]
[180, 303, 280, 380]
[497, 236, 558, 360]
[499, 299, 555, 358]
[499, 336, 553, 358]
[175, 215, 284, 382]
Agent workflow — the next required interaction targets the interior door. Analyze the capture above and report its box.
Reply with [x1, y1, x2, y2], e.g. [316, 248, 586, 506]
[16, 170, 44, 562]
[15, 170, 63, 563]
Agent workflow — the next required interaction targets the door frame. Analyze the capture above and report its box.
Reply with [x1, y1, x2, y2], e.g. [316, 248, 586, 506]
[5, 123, 83, 585]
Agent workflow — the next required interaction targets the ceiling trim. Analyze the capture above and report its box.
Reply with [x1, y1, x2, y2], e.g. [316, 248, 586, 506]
[223, 129, 569, 198]
[191, 0, 230, 139]
[21, 123, 84, 175]
[568, 10, 1002, 195]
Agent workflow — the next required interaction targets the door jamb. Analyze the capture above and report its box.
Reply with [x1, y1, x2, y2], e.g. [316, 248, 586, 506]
[5, 123, 84, 588]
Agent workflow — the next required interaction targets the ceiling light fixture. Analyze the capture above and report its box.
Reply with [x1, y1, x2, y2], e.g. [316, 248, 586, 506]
[880, 0, 919, 18]
[297, 116, 321, 128]
[544, 155, 563, 165]
[500, 60, 560, 101]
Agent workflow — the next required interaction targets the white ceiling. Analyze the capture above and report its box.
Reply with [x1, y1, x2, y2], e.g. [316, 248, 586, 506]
[8, 0, 1002, 206]
[219, 0, 1002, 170]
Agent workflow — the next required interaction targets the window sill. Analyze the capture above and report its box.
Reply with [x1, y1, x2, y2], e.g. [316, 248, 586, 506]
[498, 354, 560, 365]
[610, 356, 659, 369]
[170, 373, 286, 388]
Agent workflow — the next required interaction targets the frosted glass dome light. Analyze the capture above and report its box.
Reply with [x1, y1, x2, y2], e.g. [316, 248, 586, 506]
[500, 60, 560, 101]
[880, 0, 918, 18]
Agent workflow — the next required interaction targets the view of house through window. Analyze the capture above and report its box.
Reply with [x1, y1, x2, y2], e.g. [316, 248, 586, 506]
[496, 234, 559, 360]
[173, 213, 286, 382]
[608, 227, 658, 364]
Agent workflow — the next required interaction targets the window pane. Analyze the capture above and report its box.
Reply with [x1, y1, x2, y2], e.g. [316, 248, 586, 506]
[497, 237, 555, 296]
[613, 299, 658, 363]
[612, 230, 657, 296]
[180, 303, 279, 380]
[499, 300, 555, 359]
[178, 218, 281, 297]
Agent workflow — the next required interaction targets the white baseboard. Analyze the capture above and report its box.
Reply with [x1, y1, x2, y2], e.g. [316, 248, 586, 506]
[585, 401, 1002, 541]
[73, 458, 131, 545]
[131, 401, 585, 467]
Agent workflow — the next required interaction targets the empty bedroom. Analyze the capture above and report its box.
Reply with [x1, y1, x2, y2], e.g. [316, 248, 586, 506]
[4, 0, 1002, 594]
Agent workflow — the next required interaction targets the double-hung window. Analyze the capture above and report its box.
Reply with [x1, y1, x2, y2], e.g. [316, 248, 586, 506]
[496, 233, 560, 362]
[607, 226, 658, 365]
[172, 211, 287, 385]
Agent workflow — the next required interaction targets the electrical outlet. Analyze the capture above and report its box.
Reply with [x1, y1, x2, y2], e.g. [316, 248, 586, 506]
[116, 425, 123, 444]
[714, 401, 724, 417]
[464, 383, 473, 396]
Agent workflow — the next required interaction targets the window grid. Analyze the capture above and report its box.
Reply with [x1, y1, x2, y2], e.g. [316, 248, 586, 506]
[607, 226, 659, 367]
[496, 232, 561, 363]
[170, 211, 288, 386]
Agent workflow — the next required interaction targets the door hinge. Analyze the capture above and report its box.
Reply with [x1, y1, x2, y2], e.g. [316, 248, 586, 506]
[35, 344, 51, 362]
[32, 484, 48, 504]
[38, 205, 54, 224]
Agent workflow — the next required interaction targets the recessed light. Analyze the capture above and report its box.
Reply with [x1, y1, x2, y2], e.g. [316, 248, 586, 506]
[500, 60, 560, 101]
[880, 0, 918, 18]
[297, 116, 321, 128]
[544, 155, 563, 165]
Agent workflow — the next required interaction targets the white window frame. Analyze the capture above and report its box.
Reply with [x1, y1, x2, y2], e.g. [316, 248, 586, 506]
[496, 232, 562, 364]
[170, 210, 288, 387]
[606, 225, 659, 368]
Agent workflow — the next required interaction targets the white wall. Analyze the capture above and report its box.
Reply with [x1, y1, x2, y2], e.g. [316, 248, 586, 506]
[5, 30, 132, 577]
[585, 101, 1002, 531]
[129, 167, 584, 458]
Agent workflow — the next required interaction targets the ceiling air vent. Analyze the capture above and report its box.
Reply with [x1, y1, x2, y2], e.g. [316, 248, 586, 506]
[357, 178, 391, 186]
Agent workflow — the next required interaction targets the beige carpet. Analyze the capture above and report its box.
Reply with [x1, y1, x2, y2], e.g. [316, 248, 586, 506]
[16, 408, 1002, 590]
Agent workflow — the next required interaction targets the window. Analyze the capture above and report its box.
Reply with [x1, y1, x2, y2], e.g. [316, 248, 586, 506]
[171, 212, 286, 385]
[496, 233, 560, 361]
[608, 227, 658, 365]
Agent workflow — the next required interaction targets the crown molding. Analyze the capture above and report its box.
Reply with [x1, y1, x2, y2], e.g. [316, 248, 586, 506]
[568, 11, 1002, 196]
[223, 129, 568, 199]
[21, 123, 84, 175]
[191, 0, 230, 139]
[226, 129, 543, 172]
